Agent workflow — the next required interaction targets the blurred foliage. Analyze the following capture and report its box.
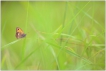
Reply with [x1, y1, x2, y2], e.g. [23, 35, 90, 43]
[1, 1, 105, 70]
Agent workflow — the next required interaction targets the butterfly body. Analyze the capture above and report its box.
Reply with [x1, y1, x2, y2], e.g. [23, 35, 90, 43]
[16, 27, 26, 39]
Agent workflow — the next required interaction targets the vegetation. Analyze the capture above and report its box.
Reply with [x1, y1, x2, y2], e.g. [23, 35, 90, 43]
[1, 1, 105, 70]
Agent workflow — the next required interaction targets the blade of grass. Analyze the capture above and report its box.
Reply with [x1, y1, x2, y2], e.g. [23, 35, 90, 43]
[46, 39, 92, 64]
[60, 2, 68, 45]
[56, 1, 91, 58]
[91, 48, 105, 59]
[1, 20, 7, 35]
[21, 1, 29, 61]
[2, 39, 21, 50]
[15, 47, 39, 69]
[49, 46, 60, 70]
[31, 22, 92, 69]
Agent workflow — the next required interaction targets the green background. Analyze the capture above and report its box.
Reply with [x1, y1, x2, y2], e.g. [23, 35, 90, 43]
[1, 1, 105, 70]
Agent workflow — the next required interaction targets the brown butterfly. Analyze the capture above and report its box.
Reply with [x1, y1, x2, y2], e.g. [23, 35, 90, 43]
[16, 27, 26, 39]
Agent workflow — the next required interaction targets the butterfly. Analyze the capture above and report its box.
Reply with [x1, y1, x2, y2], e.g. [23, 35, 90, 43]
[16, 27, 26, 39]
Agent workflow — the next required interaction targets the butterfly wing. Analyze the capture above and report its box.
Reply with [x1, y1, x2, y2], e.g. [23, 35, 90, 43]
[16, 27, 26, 39]
[20, 34, 26, 38]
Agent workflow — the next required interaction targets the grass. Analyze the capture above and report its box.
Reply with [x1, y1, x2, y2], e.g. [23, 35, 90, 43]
[1, 1, 105, 70]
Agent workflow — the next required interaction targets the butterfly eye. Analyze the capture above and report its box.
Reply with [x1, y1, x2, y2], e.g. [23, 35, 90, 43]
[18, 29, 19, 30]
